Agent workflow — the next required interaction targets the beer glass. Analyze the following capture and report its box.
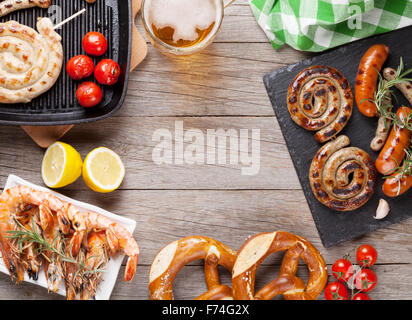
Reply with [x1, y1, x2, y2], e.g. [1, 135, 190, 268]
[141, 0, 228, 56]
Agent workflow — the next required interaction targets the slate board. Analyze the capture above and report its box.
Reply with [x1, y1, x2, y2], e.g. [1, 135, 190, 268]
[264, 26, 412, 248]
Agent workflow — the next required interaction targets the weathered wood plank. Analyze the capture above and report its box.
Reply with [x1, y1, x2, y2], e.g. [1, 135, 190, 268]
[122, 44, 309, 117]
[0, 117, 301, 190]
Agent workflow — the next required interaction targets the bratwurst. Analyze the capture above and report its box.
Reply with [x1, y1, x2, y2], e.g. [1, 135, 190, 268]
[0, 18, 63, 103]
[309, 135, 377, 212]
[287, 66, 353, 143]
[0, 0, 51, 18]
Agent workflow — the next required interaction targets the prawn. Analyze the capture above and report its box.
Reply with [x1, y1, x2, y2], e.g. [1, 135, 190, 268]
[80, 211, 139, 281]
[80, 231, 108, 300]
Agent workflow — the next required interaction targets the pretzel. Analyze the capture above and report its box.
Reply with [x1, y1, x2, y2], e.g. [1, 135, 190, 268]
[287, 65, 353, 143]
[149, 236, 237, 300]
[232, 231, 327, 300]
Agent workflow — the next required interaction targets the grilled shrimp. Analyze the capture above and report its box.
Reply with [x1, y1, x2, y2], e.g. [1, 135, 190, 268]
[80, 211, 139, 281]
[17, 207, 43, 280]
[0, 223, 24, 283]
[80, 231, 109, 300]
[39, 204, 64, 293]
[0, 185, 139, 298]
[0, 186, 85, 254]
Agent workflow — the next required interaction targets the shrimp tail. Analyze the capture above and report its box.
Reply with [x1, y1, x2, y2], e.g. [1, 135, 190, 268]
[124, 254, 138, 282]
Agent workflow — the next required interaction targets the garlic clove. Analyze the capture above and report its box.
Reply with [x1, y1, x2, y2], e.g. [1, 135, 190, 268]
[374, 199, 390, 220]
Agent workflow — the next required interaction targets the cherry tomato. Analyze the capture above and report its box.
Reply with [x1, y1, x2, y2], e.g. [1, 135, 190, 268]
[324, 282, 348, 300]
[355, 269, 377, 293]
[94, 59, 121, 85]
[356, 245, 378, 267]
[352, 293, 371, 300]
[76, 82, 103, 108]
[332, 259, 354, 283]
[66, 55, 94, 80]
[83, 32, 108, 56]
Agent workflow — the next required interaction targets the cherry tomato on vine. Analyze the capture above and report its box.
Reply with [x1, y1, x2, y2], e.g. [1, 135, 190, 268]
[324, 282, 348, 300]
[94, 59, 121, 85]
[66, 55, 94, 80]
[352, 293, 371, 300]
[83, 32, 108, 56]
[332, 259, 354, 283]
[76, 82, 103, 108]
[356, 245, 378, 267]
[355, 268, 377, 293]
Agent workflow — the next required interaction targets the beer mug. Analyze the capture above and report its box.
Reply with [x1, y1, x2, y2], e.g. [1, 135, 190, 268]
[141, 0, 231, 56]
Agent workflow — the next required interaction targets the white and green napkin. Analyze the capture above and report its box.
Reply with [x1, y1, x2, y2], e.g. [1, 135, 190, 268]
[250, 0, 412, 52]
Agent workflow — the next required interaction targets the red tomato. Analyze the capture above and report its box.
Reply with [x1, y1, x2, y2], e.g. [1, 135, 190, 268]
[66, 55, 94, 80]
[324, 282, 348, 300]
[356, 245, 378, 267]
[352, 293, 371, 300]
[83, 32, 108, 56]
[332, 259, 354, 283]
[76, 82, 103, 108]
[94, 59, 121, 85]
[355, 269, 377, 293]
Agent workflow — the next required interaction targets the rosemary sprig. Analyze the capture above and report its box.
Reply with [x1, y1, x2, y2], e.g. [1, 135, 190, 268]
[5, 218, 105, 277]
[372, 58, 412, 131]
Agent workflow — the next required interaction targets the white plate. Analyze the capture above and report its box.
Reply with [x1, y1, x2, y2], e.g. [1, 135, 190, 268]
[0, 175, 136, 300]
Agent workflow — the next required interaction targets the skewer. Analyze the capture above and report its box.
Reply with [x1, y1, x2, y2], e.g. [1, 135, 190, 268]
[53, 8, 86, 30]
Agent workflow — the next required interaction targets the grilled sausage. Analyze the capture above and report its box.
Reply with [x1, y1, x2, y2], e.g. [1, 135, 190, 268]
[309, 135, 377, 212]
[375, 106, 412, 175]
[0, 0, 51, 18]
[383, 67, 412, 105]
[371, 116, 392, 151]
[0, 18, 63, 103]
[287, 65, 353, 143]
[355, 44, 389, 117]
[382, 173, 412, 197]
[370, 90, 393, 151]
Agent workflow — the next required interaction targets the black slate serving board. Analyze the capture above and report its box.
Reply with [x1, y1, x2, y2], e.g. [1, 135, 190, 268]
[264, 26, 412, 248]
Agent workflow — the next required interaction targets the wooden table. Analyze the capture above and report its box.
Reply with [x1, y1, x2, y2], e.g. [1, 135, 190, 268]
[0, 1, 410, 300]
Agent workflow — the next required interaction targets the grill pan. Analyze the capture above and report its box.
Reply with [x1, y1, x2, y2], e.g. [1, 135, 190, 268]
[0, 0, 131, 126]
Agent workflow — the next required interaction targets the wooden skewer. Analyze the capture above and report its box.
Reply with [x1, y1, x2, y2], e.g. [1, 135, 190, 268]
[53, 8, 86, 30]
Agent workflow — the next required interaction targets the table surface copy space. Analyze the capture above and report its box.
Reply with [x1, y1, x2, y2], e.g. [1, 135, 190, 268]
[0, 1, 410, 300]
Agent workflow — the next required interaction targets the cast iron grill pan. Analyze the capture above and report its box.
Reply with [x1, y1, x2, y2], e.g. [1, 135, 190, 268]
[0, 0, 131, 125]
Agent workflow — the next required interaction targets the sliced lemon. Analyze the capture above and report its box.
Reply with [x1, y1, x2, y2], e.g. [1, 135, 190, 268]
[41, 142, 83, 188]
[82, 147, 125, 193]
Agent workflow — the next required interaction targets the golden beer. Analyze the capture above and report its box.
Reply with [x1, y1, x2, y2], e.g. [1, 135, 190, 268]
[142, 0, 224, 55]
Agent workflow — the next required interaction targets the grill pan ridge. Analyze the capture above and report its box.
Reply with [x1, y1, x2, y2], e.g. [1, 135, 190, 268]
[0, 0, 131, 126]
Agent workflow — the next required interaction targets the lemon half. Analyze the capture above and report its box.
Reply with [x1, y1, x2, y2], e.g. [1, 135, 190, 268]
[41, 142, 83, 188]
[82, 147, 125, 193]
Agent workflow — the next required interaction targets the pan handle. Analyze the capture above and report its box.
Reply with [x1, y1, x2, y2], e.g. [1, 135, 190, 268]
[130, 0, 148, 71]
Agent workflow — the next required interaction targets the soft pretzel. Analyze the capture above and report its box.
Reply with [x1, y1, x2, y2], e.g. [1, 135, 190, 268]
[287, 65, 353, 143]
[149, 236, 237, 300]
[309, 135, 377, 211]
[0, 0, 51, 18]
[0, 18, 63, 103]
[232, 231, 327, 300]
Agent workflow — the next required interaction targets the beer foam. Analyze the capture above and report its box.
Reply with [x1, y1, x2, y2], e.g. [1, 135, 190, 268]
[149, 0, 217, 43]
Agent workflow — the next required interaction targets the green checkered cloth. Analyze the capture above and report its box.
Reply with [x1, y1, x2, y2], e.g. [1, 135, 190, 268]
[250, 0, 412, 52]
